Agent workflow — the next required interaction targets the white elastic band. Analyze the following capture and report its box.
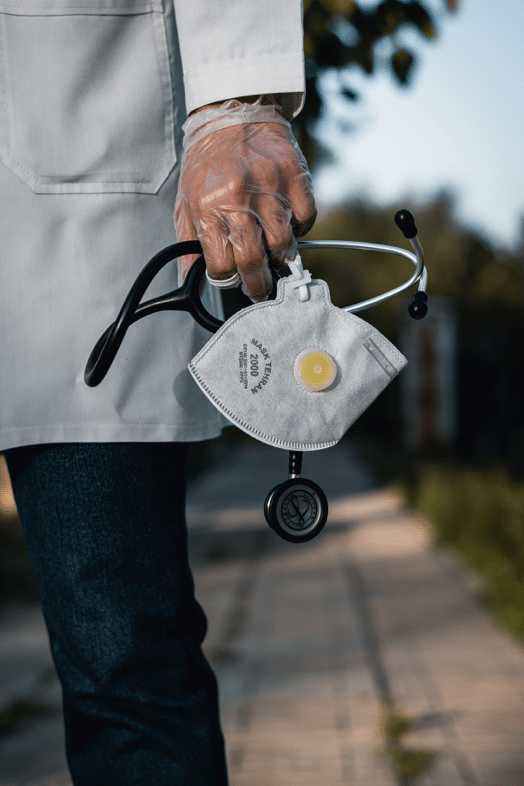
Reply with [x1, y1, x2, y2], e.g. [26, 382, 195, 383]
[205, 269, 242, 289]
[287, 256, 312, 302]
[182, 99, 291, 152]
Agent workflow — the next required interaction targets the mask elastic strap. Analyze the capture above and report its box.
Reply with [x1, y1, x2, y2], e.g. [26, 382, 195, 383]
[287, 255, 312, 302]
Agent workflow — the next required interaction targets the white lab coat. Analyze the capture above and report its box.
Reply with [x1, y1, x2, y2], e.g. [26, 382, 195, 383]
[0, 0, 305, 451]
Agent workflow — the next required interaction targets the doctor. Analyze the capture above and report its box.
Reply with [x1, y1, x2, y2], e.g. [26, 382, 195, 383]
[1, 0, 316, 783]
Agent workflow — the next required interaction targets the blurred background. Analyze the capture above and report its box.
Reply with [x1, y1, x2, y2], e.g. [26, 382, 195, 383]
[1, 0, 524, 696]
[290, 0, 524, 644]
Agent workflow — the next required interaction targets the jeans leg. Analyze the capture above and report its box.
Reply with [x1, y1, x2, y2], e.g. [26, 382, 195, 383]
[4, 442, 228, 786]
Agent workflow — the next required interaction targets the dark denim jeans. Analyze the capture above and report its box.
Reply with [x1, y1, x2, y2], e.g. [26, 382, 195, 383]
[4, 442, 228, 786]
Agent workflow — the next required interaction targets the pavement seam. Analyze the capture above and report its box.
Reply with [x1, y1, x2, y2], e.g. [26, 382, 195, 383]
[404, 641, 479, 785]
[343, 551, 450, 784]
[210, 528, 272, 775]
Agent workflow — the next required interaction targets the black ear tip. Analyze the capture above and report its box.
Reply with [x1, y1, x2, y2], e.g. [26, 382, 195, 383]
[394, 209, 418, 239]
[408, 301, 427, 319]
[408, 290, 428, 319]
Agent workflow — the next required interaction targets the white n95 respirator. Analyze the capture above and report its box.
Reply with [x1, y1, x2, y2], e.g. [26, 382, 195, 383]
[189, 257, 407, 451]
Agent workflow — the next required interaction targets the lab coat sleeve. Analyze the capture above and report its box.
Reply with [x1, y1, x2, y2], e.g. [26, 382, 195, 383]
[173, 0, 305, 118]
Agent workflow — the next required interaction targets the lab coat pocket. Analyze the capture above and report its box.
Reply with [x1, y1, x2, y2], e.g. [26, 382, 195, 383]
[0, 0, 175, 193]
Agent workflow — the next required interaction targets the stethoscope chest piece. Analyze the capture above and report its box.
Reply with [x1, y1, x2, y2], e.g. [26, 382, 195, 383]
[264, 477, 328, 544]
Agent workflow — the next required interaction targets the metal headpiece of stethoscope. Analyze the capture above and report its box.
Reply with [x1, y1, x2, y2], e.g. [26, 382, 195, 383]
[85, 209, 427, 543]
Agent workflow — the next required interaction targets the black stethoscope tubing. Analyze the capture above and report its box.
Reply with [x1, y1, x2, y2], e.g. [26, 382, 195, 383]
[85, 240, 219, 387]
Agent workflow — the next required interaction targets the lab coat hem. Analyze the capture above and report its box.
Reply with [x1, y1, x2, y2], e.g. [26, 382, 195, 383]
[0, 420, 226, 452]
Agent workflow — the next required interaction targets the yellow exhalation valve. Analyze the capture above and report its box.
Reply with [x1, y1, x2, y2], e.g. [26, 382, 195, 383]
[293, 349, 337, 392]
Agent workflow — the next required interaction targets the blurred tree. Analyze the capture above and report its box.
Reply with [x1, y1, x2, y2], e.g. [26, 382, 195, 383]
[304, 194, 524, 470]
[295, 0, 458, 168]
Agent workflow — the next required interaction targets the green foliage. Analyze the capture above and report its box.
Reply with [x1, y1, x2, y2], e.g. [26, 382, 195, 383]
[392, 48, 415, 83]
[388, 746, 437, 779]
[382, 704, 412, 738]
[403, 464, 524, 642]
[296, 1, 457, 168]
[378, 702, 438, 780]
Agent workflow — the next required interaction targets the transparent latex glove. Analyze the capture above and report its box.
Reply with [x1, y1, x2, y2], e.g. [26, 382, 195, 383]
[174, 98, 317, 302]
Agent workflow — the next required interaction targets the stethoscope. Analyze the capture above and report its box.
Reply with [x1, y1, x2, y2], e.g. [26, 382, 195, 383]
[85, 209, 427, 543]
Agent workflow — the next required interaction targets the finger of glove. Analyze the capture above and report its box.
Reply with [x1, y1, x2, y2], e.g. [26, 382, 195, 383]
[226, 211, 272, 299]
[173, 190, 202, 277]
[176, 142, 244, 281]
[175, 188, 241, 284]
[243, 123, 316, 250]
[255, 200, 297, 268]
[282, 149, 317, 239]
[195, 216, 237, 282]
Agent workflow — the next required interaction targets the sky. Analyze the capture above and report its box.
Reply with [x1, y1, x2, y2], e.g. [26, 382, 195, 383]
[312, 0, 524, 251]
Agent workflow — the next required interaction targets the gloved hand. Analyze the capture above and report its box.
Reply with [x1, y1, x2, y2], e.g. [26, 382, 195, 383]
[174, 96, 317, 302]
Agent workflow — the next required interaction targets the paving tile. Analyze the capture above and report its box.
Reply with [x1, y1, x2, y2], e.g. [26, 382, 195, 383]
[416, 751, 471, 786]
[0, 713, 68, 785]
[469, 751, 524, 784]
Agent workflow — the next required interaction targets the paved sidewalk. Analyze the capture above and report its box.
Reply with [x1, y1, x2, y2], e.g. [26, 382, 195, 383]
[1, 437, 524, 785]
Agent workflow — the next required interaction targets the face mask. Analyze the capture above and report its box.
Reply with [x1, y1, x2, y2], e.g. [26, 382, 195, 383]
[188, 257, 407, 451]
